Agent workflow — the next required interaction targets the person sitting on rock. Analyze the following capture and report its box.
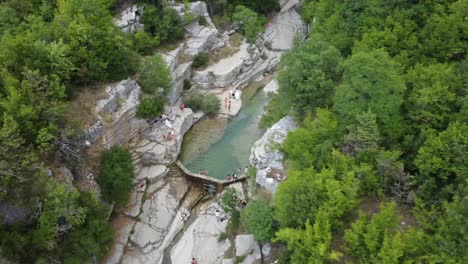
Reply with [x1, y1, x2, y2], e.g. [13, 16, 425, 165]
[191, 257, 198, 264]
[233, 173, 238, 179]
[226, 174, 232, 181]
[215, 209, 221, 221]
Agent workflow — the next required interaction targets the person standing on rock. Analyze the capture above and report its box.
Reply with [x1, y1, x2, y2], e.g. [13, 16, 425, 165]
[191, 257, 198, 264]
[228, 100, 231, 111]
[224, 97, 228, 108]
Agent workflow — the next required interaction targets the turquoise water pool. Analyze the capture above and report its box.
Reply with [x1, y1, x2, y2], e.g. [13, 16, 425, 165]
[179, 84, 267, 180]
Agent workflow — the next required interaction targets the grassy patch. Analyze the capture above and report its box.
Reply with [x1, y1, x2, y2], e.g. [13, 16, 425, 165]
[229, 33, 244, 47]
[64, 85, 108, 128]
[234, 255, 246, 264]
[183, 92, 220, 115]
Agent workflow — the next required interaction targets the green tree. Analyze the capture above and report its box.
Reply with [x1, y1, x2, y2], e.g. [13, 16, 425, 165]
[138, 54, 172, 95]
[345, 202, 401, 263]
[136, 96, 165, 119]
[232, 5, 266, 43]
[275, 154, 358, 229]
[341, 109, 381, 156]
[414, 122, 467, 204]
[241, 200, 276, 262]
[133, 30, 159, 55]
[333, 50, 406, 142]
[283, 109, 338, 170]
[53, 0, 138, 82]
[276, 38, 342, 113]
[275, 209, 341, 264]
[220, 187, 240, 215]
[97, 146, 134, 207]
[405, 63, 459, 132]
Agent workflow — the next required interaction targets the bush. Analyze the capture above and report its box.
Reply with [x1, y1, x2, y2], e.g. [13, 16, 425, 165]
[97, 146, 134, 207]
[142, 5, 184, 44]
[183, 92, 220, 115]
[232, 5, 266, 43]
[136, 96, 165, 118]
[133, 31, 159, 55]
[138, 54, 172, 94]
[183, 79, 192, 90]
[199, 15, 208, 26]
[220, 187, 240, 215]
[192, 52, 209, 69]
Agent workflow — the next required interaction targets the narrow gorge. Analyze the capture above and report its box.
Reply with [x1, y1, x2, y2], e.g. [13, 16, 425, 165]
[88, 1, 307, 264]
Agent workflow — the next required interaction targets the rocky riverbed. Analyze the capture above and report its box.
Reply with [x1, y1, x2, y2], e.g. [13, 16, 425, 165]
[97, 1, 306, 263]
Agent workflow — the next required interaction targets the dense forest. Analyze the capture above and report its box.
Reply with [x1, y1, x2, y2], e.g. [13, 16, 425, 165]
[255, 0, 467, 263]
[0, 0, 466, 263]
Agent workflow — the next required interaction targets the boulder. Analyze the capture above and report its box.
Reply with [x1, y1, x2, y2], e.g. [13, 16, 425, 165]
[235, 234, 257, 257]
[114, 5, 144, 32]
[85, 79, 146, 148]
[192, 41, 279, 90]
[122, 176, 190, 264]
[250, 116, 297, 192]
[171, 203, 231, 264]
[263, 79, 279, 93]
[264, 0, 307, 51]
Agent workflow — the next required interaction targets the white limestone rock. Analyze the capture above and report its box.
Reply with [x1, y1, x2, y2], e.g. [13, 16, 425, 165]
[264, 0, 307, 51]
[263, 79, 279, 93]
[86, 79, 146, 147]
[171, 203, 231, 264]
[192, 41, 279, 90]
[135, 107, 193, 166]
[250, 116, 297, 193]
[124, 177, 190, 264]
[114, 5, 144, 32]
[137, 165, 169, 183]
[235, 234, 257, 257]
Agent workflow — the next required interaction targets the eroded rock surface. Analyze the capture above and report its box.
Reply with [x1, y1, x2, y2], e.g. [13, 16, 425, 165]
[114, 5, 144, 32]
[250, 116, 297, 193]
[264, 0, 308, 51]
[171, 202, 231, 264]
[85, 79, 146, 148]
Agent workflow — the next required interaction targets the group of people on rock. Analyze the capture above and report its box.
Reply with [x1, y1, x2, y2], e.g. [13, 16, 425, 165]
[224, 89, 241, 112]
[226, 166, 249, 181]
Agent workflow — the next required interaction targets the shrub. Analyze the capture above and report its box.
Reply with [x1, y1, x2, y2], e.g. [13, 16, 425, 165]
[183, 79, 192, 90]
[138, 54, 172, 94]
[133, 31, 159, 55]
[232, 5, 266, 43]
[192, 52, 209, 69]
[97, 146, 134, 207]
[220, 187, 240, 215]
[142, 5, 184, 44]
[183, 92, 220, 115]
[136, 96, 165, 118]
[199, 15, 208, 26]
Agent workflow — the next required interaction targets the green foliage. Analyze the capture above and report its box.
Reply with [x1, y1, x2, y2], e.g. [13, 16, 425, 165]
[142, 5, 184, 44]
[345, 203, 401, 262]
[334, 50, 406, 141]
[276, 209, 341, 263]
[277, 38, 343, 113]
[414, 122, 467, 204]
[275, 152, 358, 229]
[183, 92, 220, 115]
[198, 15, 208, 26]
[183, 79, 192, 90]
[404, 63, 460, 132]
[133, 30, 159, 55]
[241, 200, 275, 244]
[283, 109, 338, 170]
[232, 5, 266, 43]
[220, 187, 240, 215]
[97, 146, 134, 207]
[192, 52, 208, 69]
[341, 109, 381, 157]
[138, 54, 172, 95]
[136, 96, 165, 119]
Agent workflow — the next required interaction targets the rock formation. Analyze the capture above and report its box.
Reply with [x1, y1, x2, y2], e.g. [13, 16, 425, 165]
[250, 116, 297, 193]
